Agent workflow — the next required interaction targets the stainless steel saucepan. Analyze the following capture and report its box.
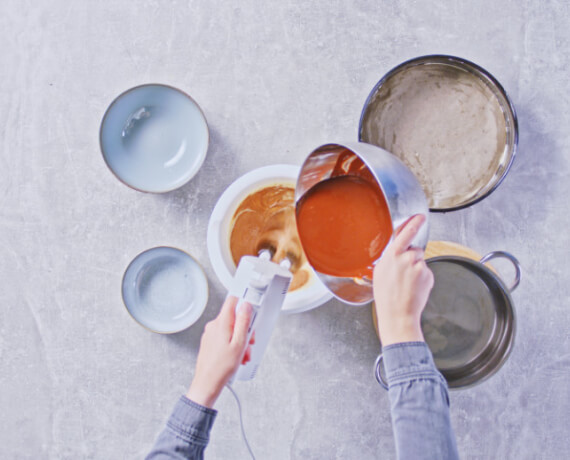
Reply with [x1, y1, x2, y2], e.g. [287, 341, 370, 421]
[375, 250, 521, 389]
[295, 141, 429, 306]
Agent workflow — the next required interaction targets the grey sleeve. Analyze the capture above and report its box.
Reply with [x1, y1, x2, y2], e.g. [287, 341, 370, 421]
[146, 396, 217, 460]
[383, 342, 460, 460]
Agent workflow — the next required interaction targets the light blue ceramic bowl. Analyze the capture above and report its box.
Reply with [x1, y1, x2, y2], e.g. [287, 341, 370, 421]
[122, 247, 209, 333]
[100, 84, 209, 193]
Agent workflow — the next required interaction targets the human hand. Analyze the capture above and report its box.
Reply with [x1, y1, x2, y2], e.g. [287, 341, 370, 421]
[373, 214, 433, 347]
[186, 296, 254, 408]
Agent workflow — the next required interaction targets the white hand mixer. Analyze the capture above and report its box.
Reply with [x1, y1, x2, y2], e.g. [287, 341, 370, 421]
[225, 251, 292, 459]
[228, 250, 292, 382]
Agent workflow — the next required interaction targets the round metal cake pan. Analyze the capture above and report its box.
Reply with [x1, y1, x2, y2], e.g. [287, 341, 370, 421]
[359, 55, 518, 212]
[422, 251, 521, 389]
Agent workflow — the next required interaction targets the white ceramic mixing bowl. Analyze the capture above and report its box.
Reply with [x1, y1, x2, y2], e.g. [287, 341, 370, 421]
[207, 164, 333, 314]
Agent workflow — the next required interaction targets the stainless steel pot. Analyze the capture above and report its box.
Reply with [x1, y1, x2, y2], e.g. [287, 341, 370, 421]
[295, 141, 429, 305]
[359, 55, 518, 211]
[375, 251, 521, 389]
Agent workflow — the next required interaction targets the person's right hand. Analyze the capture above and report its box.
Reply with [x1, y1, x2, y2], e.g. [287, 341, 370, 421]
[186, 296, 254, 408]
[373, 214, 433, 347]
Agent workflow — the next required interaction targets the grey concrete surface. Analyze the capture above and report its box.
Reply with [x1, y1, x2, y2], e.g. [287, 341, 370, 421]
[1, 0, 569, 459]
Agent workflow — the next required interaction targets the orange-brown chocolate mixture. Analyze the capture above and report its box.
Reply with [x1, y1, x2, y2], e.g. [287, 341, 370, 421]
[229, 185, 310, 291]
[295, 150, 393, 278]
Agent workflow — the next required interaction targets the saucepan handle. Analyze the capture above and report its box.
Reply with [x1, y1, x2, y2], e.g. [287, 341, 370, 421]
[479, 251, 521, 292]
[374, 353, 389, 390]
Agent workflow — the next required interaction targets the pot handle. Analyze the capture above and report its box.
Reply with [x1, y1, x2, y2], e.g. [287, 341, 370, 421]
[374, 353, 389, 390]
[479, 251, 521, 292]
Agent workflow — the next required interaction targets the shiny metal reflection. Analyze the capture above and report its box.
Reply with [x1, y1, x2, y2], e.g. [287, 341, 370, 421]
[295, 141, 429, 306]
[423, 253, 520, 388]
[359, 55, 518, 211]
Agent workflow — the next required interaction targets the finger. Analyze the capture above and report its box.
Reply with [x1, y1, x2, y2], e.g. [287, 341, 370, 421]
[218, 295, 239, 329]
[241, 347, 251, 365]
[420, 263, 435, 289]
[231, 301, 253, 349]
[392, 214, 426, 254]
[414, 259, 434, 282]
[426, 266, 435, 290]
[405, 247, 424, 265]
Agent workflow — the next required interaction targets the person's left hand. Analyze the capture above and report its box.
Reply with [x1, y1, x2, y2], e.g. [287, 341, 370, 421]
[186, 296, 254, 408]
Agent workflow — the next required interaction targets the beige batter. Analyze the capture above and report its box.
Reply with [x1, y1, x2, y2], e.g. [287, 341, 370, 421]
[229, 184, 310, 292]
[361, 64, 508, 209]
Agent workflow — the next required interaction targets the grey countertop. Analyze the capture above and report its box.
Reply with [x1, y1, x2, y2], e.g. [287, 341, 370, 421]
[1, 1, 569, 458]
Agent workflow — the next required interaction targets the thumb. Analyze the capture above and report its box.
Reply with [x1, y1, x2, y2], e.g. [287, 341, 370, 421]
[231, 302, 253, 350]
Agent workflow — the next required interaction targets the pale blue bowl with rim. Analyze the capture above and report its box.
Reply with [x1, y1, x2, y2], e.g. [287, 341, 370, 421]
[122, 247, 209, 333]
[100, 84, 209, 193]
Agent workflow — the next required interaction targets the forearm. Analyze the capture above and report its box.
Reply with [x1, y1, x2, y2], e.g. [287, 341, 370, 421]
[146, 396, 217, 460]
[383, 342, 459, 460]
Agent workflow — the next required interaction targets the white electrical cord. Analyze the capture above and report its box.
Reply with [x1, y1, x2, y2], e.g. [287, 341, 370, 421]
[225, 384, 256, 460]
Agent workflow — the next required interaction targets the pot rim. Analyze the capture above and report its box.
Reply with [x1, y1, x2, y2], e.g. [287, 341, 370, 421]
[358, 54, 519, 212]
[295, 141, 429, 306]
[425, 254, 517, 389]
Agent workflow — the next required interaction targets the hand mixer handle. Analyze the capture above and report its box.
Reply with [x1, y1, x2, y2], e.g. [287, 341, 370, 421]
[228, 255, 292, 383]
